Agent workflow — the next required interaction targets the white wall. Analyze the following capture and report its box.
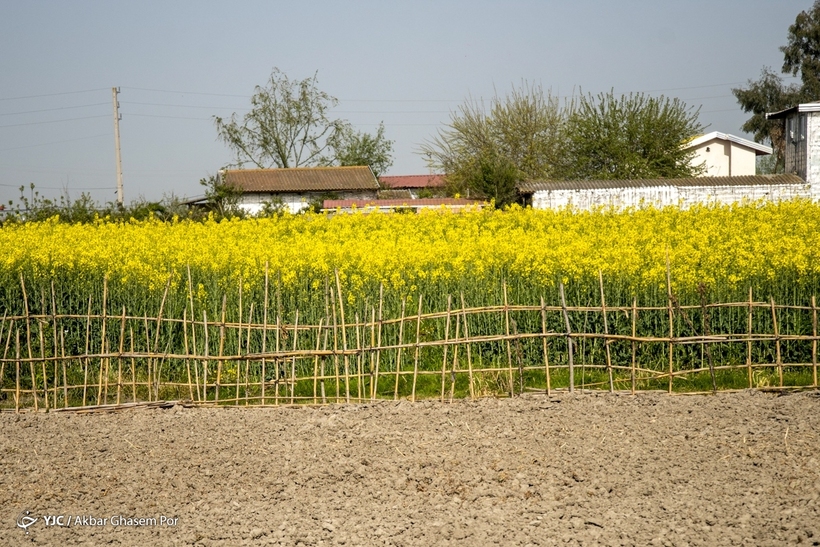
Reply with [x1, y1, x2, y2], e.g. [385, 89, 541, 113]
[689, 138, 757, 177]
[530, 183, 811, 210]
[808, 112, 820, 194]
[239, 191, 378, 214]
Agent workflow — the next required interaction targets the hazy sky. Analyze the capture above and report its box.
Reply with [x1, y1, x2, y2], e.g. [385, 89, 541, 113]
[0, 0, 809, 205]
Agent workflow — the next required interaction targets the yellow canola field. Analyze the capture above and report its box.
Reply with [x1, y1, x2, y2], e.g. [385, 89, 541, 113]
[1, 201, 819, 299]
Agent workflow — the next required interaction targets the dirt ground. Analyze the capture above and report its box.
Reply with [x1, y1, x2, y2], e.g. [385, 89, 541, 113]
[1, 390, 819, 547]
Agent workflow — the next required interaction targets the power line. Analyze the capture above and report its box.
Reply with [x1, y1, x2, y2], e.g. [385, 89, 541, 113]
[0, 182, 116, 190]
[124, 101, 449, 115]
[124, 113, 211, 121]
[0, 133, 109, 152]
[0, 102, 109, 117]
[121, 86, 249, 98]
[0, 88, 109, 101]
[125, 101, 248, 110]
[0, 115, 109, 129]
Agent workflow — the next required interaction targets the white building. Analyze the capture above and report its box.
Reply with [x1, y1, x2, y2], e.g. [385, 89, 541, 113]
[684, 131, 773, 177]
[220, 166, 380, 214]
[519, 113, 820, 210]
[519, 174, 808, 210]
[766, 101, 820, 196]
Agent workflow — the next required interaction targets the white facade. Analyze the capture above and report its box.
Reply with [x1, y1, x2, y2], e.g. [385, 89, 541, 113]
[767, 102, 820, 198]
[530, 182, 810, 210]
[685, 132, 772, 177]
[239, 191, 378, 214]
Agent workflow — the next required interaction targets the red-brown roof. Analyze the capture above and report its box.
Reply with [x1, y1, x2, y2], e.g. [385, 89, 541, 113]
[323, 198, 483, 209]
[224, 166, 379, 192]
[378, 174, 446, 189]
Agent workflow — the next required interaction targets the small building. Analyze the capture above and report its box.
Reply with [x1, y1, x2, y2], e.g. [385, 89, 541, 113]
[378, 174, 446, 199]
[222, 166, 380, 214]
[684, 131, 773, 177]
[323, 197, 483, 213]
[519, 174, 808, 210]
[766, 101, 820, 193]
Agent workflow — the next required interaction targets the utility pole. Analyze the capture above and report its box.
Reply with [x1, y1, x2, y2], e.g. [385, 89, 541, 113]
[112, 87, 124, 207]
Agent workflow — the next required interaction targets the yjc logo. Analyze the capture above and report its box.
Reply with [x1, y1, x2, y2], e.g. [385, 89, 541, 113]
[16, 510, 38, 534]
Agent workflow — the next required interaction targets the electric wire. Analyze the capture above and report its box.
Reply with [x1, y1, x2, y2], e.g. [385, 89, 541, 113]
[0, 133, 110, 153]
[0, 102, 110, 117]
[0, 115, 109, 129]
[0, 88, 109, 101]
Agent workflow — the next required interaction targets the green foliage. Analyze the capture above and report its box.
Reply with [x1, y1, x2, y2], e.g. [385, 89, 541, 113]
[328, 121, 394, 178]
[420, 81, 565, 196]
[421, 83, 703, 191]
[562, 91, 704, 180]
[306, 192, 340, 214]
[732, 68, 803, 169]
[781, 1, 820, 100]
[756, 153, 783, 175]
[461, 152, 520, 208]
[214, 68, 345, 169]
[734, 2, 820, 168]
[2, 184, 191, 224]
[199, 173, 244, 219]
[213, 67, 394, 182]
[258, 197, 288, 217]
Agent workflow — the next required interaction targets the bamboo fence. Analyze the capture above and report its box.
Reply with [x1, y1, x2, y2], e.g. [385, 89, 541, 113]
[1, 272, 819, 412]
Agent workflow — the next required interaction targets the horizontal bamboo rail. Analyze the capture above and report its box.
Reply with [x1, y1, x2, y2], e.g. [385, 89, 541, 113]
[2, 274, 819, 412]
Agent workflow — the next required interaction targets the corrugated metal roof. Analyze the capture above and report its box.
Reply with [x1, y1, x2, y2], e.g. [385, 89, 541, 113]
[517, 174, 806, 193]
[324, 198, 482, 208]
[379, 175, 446, 189]
[224, 166, 379, 192]
[767, 101, 820, 119]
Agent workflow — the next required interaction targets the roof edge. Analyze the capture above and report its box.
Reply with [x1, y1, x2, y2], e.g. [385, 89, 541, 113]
[766, 101, 820, 119]
[685, 131, 772, 155]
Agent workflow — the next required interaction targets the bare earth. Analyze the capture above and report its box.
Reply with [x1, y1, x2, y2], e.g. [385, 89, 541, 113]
[1, 390, 819, 547]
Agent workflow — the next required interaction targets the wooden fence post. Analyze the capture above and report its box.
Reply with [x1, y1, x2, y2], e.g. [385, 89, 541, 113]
[559, 282, 574, 393]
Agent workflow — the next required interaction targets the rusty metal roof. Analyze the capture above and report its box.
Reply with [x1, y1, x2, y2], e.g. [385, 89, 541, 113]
[517, 174, 806, 193]
[223, 166, 379, 192]
[378, 174, 446, 189]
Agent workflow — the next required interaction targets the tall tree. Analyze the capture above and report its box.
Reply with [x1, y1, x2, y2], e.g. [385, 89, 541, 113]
[214, 68, 345, 169]
[734, 2, 820, 169]
[732, 68, 803, 169]
[781, 1, 820, 100]
[562, 91, 703, 180]
[419, 82, 566, 202]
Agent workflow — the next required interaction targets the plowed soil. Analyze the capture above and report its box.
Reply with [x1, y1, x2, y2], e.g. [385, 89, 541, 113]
[1, 390, 819, 546]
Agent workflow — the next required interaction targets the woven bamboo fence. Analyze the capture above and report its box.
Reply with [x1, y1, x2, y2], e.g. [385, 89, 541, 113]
[1, 271, 819, 412]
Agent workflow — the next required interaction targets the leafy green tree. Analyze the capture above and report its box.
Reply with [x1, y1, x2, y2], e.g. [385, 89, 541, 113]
[733, 68, 802, 169]
[462, 152, 520, 207]
[562, 91, 703, 180]
[328, 121, 394, 177]
[734, 2, 820, 169]
[214, 68, 345, 169]
[781, 1, 820, 100]
[419, 82, 565, 197]
[199, 173, 243, 218]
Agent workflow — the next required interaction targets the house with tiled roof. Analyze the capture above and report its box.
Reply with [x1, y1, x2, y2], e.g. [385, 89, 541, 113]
[221, 166, 380, 214]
